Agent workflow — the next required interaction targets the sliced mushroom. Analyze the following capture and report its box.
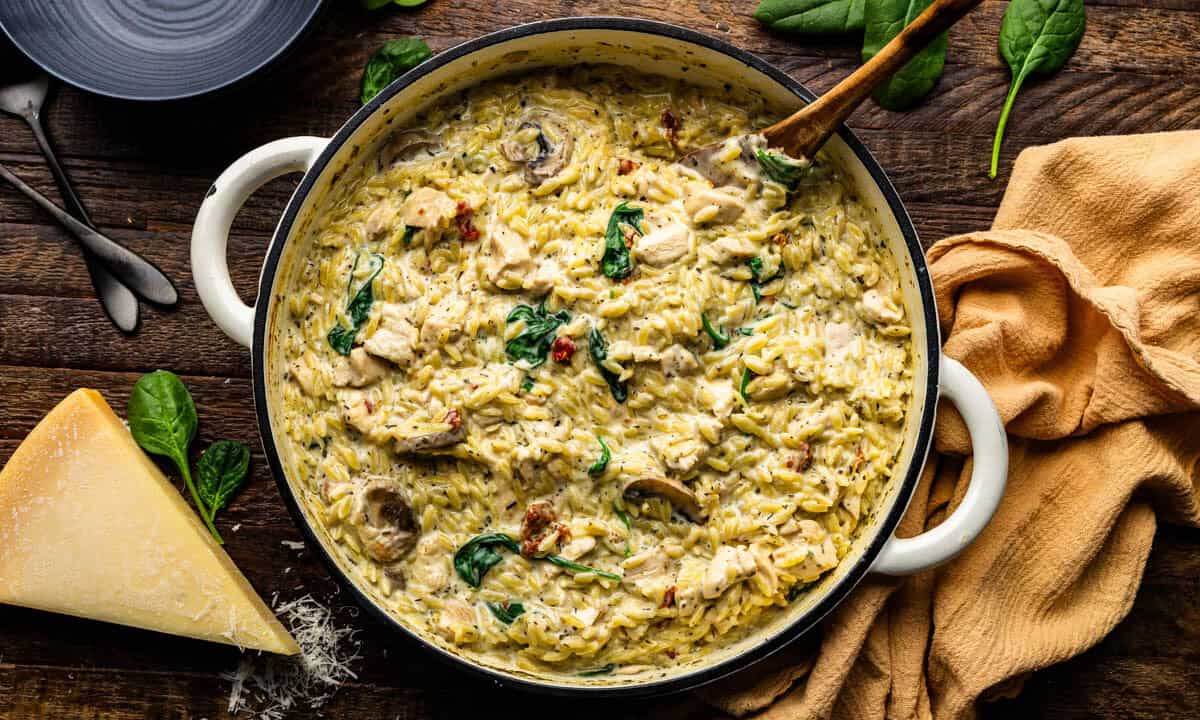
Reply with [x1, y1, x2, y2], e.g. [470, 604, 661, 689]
[393, 408, 467, 455]
[354, 478, 417, 563]
[501, 114, 574, 185]
[623, 476, 705, 523]
[379, 129, 443, 169]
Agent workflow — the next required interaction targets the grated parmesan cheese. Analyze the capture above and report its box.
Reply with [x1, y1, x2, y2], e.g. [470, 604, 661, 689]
[223, 595, 361, 719]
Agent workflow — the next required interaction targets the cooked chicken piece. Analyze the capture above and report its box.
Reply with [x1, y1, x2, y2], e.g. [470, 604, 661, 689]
[745, 369, 798, 401]
[339, 393, 379, 436]
[779, 517, 826, 541]
[408, 533, 451, 592]
[519, 501, 567, 558]
[362, 304, 419, 366]
[559, 535, 597, 561]
[333, 347, 390, 388]
[435, 598, 478, 643]
[773, 536, 838, 583]
[365, 200, 398, 238]
[420, 294, 468, 347]
[861, 288, 904, 325]
[701, 545, 758, 599]
[400, 187, 458, 229]
[635, 223, 692, 266]
[702, 235, 758, 264]
[393, 409, 467, 455]
[649, 433, 709, 475]
[484, 221, 533, 291]
[623, 548, 671, 598]
[751, 542, 780, 595]
[660, 345, 699, 376]
[523, 258, 562, 295]
[824, 321, 857, 361]
[574, 607, 600, 627]
[624, 476, 705, 522]
[698, 379, 737, 419]
[353, 478, 417, 563]
[685, 186, 746, 225]
[288, 355, 321, 397]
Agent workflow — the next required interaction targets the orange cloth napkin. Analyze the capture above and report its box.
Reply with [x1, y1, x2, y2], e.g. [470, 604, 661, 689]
[702, 131, 1200, 719]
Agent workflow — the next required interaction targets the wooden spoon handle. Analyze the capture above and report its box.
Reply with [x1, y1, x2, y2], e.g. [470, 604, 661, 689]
[763, 0, 983, 159]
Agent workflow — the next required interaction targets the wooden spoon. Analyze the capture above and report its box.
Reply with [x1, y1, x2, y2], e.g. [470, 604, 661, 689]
[682, 0, 983, 182]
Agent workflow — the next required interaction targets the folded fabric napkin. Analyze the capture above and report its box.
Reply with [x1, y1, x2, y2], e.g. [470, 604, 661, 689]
[702, 131, 1200, 719]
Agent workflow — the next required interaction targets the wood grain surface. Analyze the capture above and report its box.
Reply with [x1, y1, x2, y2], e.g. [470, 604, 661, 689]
[1, 1, 1197, 717]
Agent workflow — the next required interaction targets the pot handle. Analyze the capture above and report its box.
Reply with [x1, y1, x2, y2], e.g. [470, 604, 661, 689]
[191, 136, 328, 348]
[870, 356, 1007, 576]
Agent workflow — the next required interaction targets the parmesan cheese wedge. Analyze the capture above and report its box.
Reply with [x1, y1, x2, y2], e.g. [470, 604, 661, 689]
[0, 389, 299, 655]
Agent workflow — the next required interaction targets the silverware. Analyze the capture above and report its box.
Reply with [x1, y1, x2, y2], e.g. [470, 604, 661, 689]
[0, 75, 147, 329]
[0, 163, 178, 306]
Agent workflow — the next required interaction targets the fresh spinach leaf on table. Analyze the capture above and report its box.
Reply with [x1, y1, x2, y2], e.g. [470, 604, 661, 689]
[195, 439, 251, 516]
[862, 0, 948, 111]
[989, 0, 1085, 178]
[362, 0, 429, 8]
[505, 301, 571, 367]
[754, 0, 866, 34]
[361, 38, 433, 105]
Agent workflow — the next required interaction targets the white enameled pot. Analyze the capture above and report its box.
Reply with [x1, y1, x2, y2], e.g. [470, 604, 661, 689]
[191, 18, 1007, 696]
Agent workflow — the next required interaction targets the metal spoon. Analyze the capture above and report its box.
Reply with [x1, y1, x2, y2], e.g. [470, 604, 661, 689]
[681, 0, 982, 182]
[0, 75, 146, 329]
[0, 163, 178, 306]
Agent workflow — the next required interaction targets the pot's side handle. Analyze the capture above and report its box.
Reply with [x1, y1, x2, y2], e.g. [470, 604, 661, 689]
[871, 356, 1008, 576]
[191, 136, 328, 348]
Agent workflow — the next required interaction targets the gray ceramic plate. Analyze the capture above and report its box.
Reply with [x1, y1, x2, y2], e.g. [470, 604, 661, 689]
[0, 0, 323, 101]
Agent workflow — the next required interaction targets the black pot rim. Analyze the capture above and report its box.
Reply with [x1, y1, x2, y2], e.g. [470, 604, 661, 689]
[252, 16, 940, 699]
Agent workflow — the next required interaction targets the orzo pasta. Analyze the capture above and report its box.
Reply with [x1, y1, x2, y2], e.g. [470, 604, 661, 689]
[276, 64, 912, 678]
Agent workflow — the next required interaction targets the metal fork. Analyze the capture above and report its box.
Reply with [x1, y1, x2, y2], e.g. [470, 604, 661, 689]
[0, 74, 143, 331]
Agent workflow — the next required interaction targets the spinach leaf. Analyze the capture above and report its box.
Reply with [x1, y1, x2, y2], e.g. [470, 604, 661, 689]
[505, 302, 571, 367]
[601, 203, 643, 280]
[755, 148, 810, 189]
[989, 0, 1085, 178]
[748, 257, 783, 303]
[588, 326, 628, 403]
[579, 664, 616, 677]
[454, 532, 621, 587]
[754, 0, 866, 33]
[401, 226, 416, 246]
[701, 312, 730, 350]
[862, 0, 947, 110]
[454, 533, 520, 587]
[612, 502, 632, 557]
[486, 600, 526, 624]
[195, 439, 250, 515]
[740, 368, 757, 404]
[737, 327, 755, 336]
[587, 436, 611, 475]
[127, 371, 221, 543]
[544, 555, 622, 581]
[328, 253, 385, 356]
[521, 375, 535, 393]
[361, 38, 433, 105]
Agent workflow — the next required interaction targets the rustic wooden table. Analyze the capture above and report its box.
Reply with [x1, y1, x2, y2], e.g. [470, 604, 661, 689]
[2, 1, 1197, 717]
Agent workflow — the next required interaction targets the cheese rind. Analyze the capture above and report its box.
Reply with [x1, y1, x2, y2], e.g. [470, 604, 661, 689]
[0, 389, 299, 655]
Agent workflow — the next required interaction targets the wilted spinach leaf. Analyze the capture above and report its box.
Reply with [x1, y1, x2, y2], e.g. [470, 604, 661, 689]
[579, 664, 616, 677]
[588, 326, 628, 403]
[505, 301, 571, 367]
[755, 148, 810, 190]
[486, 600, 526, 624]
[587, 436, 611, 475]
[740, 367, 757, 403]
[361, 38, 433, 105]
[612, 501, 632, 557]
[862, 0, 947, 111]
[748, 256, 782, 303]
[454, 533, 520, 587]
[754, 0, 866, 33]
[328, 253, 385, 356]
[601, 202, 643, 280]
[701, 312, 730, 350]
[989, 0, 1085, 178]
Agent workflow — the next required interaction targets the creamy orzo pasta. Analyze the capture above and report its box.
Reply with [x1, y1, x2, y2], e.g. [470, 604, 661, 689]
[277, 64, 912, 678]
